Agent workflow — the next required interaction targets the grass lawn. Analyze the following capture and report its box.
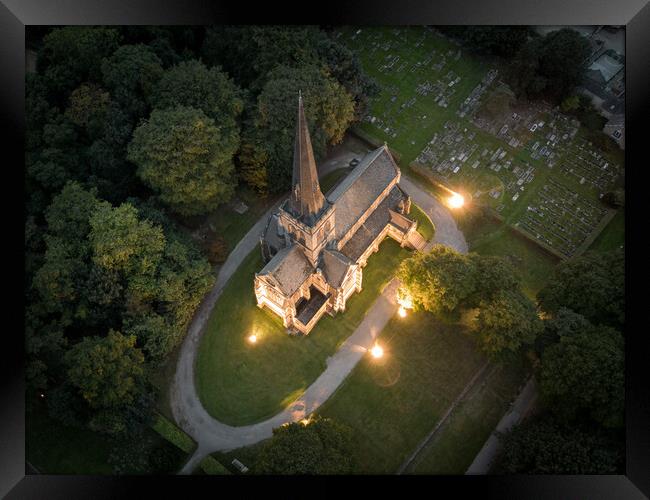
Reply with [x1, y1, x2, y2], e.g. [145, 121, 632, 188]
[317, 311, 487, 473]
[589, 208, 625, 252]
[458, 210, 559, 299]
[410, 203, 435, 241]
[408, 356, 529, 474]
[196, 238, 411, 425]
[26, 405, 188, 474]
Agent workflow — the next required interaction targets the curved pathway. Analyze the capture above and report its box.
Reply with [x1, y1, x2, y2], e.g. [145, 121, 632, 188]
[171, 172, 467, 474]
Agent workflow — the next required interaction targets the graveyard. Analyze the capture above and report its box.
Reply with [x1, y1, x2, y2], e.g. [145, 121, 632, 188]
[336, 26, 624, 260]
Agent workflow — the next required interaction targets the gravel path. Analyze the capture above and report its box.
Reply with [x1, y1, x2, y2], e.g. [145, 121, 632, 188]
[171, 168, 467, 474]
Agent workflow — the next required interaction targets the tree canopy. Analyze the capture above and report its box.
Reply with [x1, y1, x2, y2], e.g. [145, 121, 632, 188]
[149, 59, 244, 147]
[495, 414, 623, 474]
[254, 417, 355, 474]
[539, 315, 624, 428]
[508, 28, 592, 102]
[27, 182, 214, 430]
[239, 65, 355, 193]
[128, 106, 237, 215]
[537, 249, 624, 329]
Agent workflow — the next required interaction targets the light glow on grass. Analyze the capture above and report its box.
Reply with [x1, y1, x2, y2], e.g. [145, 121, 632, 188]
[247, 334, 258, 344]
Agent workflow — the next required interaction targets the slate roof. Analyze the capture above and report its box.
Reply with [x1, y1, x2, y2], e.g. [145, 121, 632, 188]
[327, 146, 399, 242]
[261, 213, 287, 255]
[389, 209, 416, 232]
[287, 93, 327, 226]
[321, 249, 354, 288]
[340, 185, 407, 262]
[258, 245, 313, 297]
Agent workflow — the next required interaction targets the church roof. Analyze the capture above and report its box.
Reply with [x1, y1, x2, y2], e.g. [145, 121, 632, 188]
[389, 208, 416, 232]
[321, 249, 354, 288]
[258, 244, 313, 297]
[327, 145, 400, 242]
[340, 185, 407, 262]
[287, 93, 327, 226]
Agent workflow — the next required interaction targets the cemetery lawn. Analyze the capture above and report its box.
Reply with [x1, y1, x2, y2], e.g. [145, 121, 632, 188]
[407, 356, 529, 474]
[317, 311, 495, 473]
[337, 26, 624, 262]
[195, 238, 411, 426]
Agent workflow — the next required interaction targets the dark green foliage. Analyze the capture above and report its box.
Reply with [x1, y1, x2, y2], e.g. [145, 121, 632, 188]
[439, 26, 532, 58]
[475, 289, 543, 358]
[495, 414, 623, 473]
[27, 183, 214, 432]
[537, 249, 624, 329]
[508, 28, 591, 102]
[101, 44, 164, 119]
[539, 317, 624, 428]
[254, 417, 355, 474]
[602, 188, 625, 209]
[108, 428, 185, 474]
[65, 330, 145, 410]
[37, 27, 122, 98]
[398, 245, 540, 357]
[201, 26, 323, 89]
[65, 83, 111, 138]
[239, 65, 355, 193]
[149, 59, 244, 149]
[398, 244, 478, 315]
[127, 106, 237, 215]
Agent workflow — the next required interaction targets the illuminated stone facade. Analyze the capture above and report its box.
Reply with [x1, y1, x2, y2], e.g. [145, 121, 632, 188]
[254, 95, 421, 335]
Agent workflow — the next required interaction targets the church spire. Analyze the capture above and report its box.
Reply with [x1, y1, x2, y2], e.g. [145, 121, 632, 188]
[289, 91, 326, 225]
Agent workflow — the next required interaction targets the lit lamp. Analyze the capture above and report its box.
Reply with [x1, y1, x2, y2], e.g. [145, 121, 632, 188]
[248, 333, 258, 344]
[448, 192, 464, 209]
[370, 343, 384, 359]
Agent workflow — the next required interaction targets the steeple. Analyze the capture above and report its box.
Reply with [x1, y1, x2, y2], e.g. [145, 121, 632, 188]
[288, 91, 326, 225]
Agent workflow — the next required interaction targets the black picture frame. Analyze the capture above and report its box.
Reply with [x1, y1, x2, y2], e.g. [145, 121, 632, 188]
[3, 0, 647, 497]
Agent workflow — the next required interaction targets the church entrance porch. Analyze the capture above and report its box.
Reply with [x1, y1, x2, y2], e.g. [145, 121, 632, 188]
[294, 286, 331, 334]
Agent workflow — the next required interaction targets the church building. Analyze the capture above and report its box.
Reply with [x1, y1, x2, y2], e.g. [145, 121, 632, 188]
[254, 94, 426, 335]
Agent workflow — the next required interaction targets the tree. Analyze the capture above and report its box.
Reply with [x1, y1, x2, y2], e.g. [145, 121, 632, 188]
[101, 44, 164, 119]
[315, 36, 380, 120]
[495, 414, 622, 474]
[254, 417, 355, 474]
[474, 289, 542, 357]
[65, 330, 145, 410]
[508, 28, 591, 102]
[537, 249, 624, 329]
[38, 27, 122, 98]
[539, 319, 624, 428]
[201, 26, 324, 89]
[447, 26, 532, 58]
[65, 83, 111, 138]
[127, 106, 237, 215]
[149, 59, 244, 149]
[397, 244, 478, 315]
[89, 202, 165, 276]
[240, 65, 355, 193]
[465, 254, 520, 308]
[602, 188, 625, 209]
